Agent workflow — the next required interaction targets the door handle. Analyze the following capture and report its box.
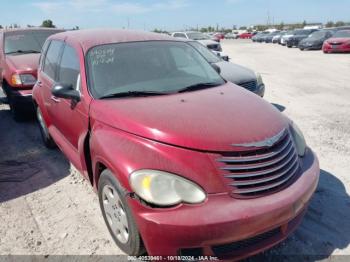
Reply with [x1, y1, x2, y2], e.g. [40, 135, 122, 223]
[51, 96, 60, 103]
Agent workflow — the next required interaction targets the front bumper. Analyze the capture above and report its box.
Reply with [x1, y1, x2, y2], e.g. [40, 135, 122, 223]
[128, 149, 319, 259]
[299, 42, 322, 50]
[323, 44, 350, 53]
[287, 39, 301, 47]
[1, 84, 33, 106]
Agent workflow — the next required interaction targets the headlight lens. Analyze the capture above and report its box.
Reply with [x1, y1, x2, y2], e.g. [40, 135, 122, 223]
[11, 74, 36, 86]
[20, 74, 37, 85]
[290, 122, 307, 157]
[256, 72, 263, 85]
[130, 170, 206, 206]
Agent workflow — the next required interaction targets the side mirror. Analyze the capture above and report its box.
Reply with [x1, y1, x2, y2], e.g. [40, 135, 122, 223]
[211, 63, 221, 74]
[52, 83, 80, 101]
[222, 56, 229, 62]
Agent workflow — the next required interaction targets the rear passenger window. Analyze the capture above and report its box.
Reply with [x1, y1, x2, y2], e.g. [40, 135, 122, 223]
[58, 44, 80, 90]
[43, 40, 63, 80]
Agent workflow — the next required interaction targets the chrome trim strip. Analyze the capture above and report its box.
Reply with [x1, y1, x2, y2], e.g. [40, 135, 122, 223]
[232, 128, 286, 148]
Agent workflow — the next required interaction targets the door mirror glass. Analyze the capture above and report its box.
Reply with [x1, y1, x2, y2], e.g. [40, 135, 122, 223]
[52, 83, 80, 101]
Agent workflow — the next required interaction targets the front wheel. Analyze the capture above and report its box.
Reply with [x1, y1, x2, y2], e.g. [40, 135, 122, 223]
[98, 169, 145, 256]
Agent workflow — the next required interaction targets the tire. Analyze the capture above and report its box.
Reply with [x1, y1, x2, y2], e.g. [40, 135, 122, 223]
[36, 106, 56, 148]
[98, 169, 145, 256]
[287, 45, 292, 48]
[299, 48, 304, 51]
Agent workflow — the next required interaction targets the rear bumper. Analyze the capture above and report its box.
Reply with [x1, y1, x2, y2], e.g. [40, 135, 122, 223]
[128, 149, 319, 259]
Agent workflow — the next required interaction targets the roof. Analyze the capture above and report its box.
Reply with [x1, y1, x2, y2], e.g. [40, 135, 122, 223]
[50, 29, 177, 53]
[1, 27, 64, 34]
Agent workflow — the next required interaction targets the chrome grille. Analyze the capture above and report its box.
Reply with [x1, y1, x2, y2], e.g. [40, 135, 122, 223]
[218, 130, 300, 197]
[238, 81, 257, 92]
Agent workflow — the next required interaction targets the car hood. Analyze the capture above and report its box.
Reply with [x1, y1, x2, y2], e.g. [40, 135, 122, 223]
[90, 82, 288, 152]
[292, 35, 308, 39]
[327, 37, 350, 43]
[5, 53, 40, 72]
[300, 38, 323, 44]
[215, 61, 256, 84]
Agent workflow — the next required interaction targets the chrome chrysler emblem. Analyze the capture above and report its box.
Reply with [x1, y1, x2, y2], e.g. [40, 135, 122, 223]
[233, 129, 286, 148]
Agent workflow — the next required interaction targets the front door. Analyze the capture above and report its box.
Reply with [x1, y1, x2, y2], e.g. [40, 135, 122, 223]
[48, 43, 89, 172]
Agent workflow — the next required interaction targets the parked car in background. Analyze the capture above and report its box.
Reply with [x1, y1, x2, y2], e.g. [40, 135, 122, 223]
[323, 30, 350, 53]
[286, 29, 319, 48]
[252, 32, 269, 42]
[0, 28, 64, 120]
[280, 30, 295, 45]
[299, 29, 334, 50]
[272, 31, 287, 43]
[225, 32, 238, 39]
[214, 32, 225, 41]
[171, 31, 223, 52]
[264, 31, 281, 43]
[239, 32, 253, 39]
[33, 29, 319, 260]
[188, 40, 265, 97]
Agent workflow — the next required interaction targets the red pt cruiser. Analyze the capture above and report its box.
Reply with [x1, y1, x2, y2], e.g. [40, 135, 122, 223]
[32, 29, 319, 260]
[0, 28, 64, 120]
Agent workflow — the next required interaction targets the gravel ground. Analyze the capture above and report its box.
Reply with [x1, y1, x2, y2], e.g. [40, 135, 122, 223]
[0, 39, 349, 261]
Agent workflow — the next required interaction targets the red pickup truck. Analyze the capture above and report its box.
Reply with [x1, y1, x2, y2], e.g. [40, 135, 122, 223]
[0, 28, 63, 120]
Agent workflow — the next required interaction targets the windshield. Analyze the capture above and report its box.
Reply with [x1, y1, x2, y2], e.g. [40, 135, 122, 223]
[186, 32, 209, 40]
[188, 41, 221, 63]
[4, 30, 62, 55]
[87, 41, 225, 98]
[309, 31, 327, 39]
[294, 30, 306, 35]
[334, 30, 350, 38]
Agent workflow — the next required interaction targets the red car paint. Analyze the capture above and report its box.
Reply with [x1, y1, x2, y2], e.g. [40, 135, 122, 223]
[323, 36, 350, 53]
[33, 29, 320, 259]
[239, 32, 254, 39]
[0, 28, 64, 116]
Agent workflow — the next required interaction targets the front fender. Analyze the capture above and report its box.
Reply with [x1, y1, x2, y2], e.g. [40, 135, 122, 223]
[90, 122, 227, 194]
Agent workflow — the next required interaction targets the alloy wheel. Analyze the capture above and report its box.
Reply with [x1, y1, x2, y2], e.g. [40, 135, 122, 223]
[102, 185, 129, 244]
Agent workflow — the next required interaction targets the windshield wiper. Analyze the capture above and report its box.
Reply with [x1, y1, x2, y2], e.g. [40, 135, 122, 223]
[177, 82, 221, 93]
[100, 90, 169, 99]
[6, 50, 40, 55]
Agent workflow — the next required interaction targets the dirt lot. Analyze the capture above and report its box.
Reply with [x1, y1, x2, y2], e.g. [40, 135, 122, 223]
[0, 39, 349, 261]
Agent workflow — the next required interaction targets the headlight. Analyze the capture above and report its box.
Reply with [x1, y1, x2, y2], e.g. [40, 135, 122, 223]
[11, 74, 36, 86]
[130, 170, 206, 206]
[290, 122, 307, 157]
[256, 72, 263, 85]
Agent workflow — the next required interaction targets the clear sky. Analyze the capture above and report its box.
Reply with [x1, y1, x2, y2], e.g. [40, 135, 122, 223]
[1, 0, 349, 30]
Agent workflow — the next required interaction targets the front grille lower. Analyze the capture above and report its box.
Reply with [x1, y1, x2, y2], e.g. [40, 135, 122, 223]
[212, 227, 280, 257]
[217, 129, 300, 197]
[238, 80, 257, 92]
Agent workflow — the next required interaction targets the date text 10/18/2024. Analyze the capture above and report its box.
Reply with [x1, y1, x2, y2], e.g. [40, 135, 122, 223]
[128, 256, 219, 261]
